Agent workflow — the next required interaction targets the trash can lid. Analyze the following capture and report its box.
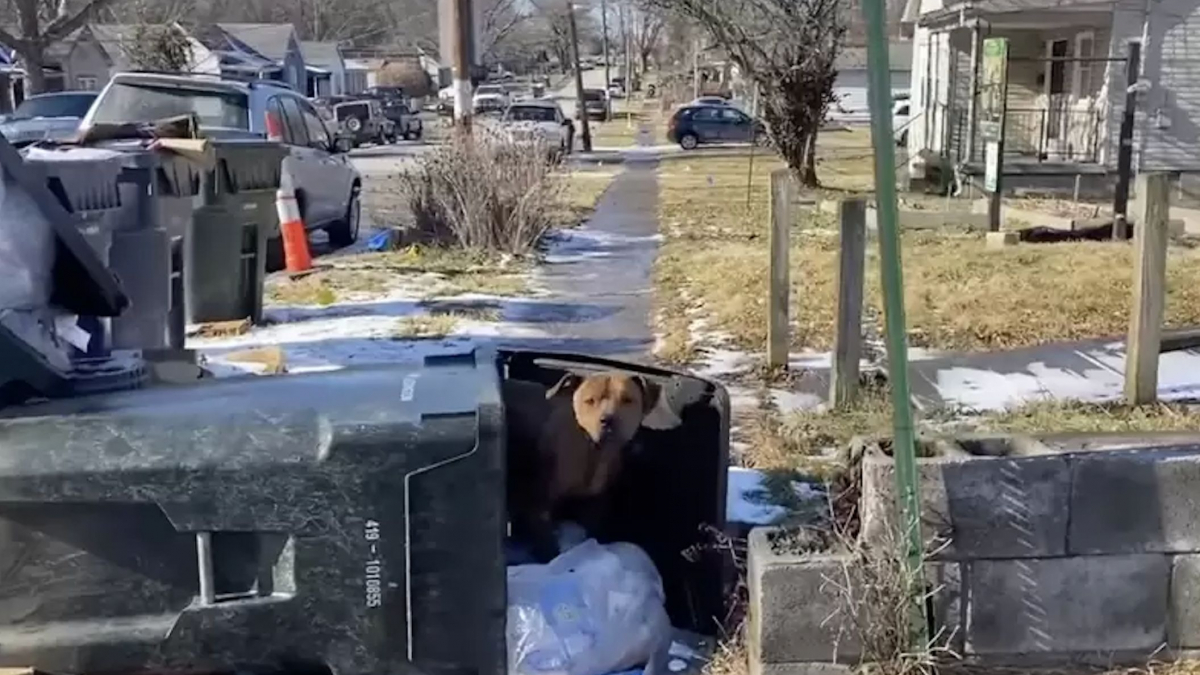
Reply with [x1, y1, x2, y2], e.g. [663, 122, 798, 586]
[0, 132, 128, 317]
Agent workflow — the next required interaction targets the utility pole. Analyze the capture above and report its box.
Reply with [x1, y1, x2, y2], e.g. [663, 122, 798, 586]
[692, 34, 700, 99]
[624, 5, 633, 93]
[568, 1, 592, 151]
[601, 0, 611, 91]
[451, 0, 474, 130]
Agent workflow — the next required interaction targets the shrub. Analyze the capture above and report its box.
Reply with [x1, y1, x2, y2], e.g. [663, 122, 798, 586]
[400, 129, 564, 255]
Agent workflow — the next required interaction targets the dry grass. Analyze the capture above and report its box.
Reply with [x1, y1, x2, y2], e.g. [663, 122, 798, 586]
[392, 313, 462, 339]
[655, 151, 1200, 357]
[587, 109, 658, 147]
[265, 245, 529, 306]
[556, 170, 619, 228]
[743, 386, 893, 472]
[972, 399, 1200, 434]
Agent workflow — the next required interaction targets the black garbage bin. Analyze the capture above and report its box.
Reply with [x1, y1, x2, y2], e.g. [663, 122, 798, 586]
[0, 347, 732, 675]
[21, 145, 175, 355]
[184, 139, 285, 326]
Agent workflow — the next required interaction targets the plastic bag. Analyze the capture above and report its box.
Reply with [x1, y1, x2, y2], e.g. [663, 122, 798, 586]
[507, 539, 671, 675]
[0, 172, 54, 311]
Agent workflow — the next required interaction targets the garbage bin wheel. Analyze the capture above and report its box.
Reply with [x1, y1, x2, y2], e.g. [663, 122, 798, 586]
[265, 235, 286, 273]
[327, 188, 361, 247]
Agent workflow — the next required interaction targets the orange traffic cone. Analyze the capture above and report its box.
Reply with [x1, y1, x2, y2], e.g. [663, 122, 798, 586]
[275, 187, 312, 273]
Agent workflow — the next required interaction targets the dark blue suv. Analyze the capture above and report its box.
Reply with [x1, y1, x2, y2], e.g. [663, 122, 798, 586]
[667, 104, 765, 150]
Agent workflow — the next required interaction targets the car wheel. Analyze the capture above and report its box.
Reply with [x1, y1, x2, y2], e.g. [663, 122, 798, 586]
[402, 130, 414, 141]
[346, 116, 363, 133]
[327, 187, 361, 248]
[679, 133, 699, 150]
[265, 235, 285, 273]
[897, 129, 909, 147]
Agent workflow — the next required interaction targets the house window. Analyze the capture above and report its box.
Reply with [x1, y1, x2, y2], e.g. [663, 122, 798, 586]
[1074, 32, 1096, 97]
[76, 76, 98, 91]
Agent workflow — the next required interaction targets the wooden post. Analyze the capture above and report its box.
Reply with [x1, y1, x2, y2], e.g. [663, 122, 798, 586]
[1125, 172, 1170, 405]
[831, 199, 867, 407]
[768, 169, 792, 369]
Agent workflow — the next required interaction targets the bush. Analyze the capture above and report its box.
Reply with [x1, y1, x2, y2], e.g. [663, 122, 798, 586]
[400, 130, 563, 255]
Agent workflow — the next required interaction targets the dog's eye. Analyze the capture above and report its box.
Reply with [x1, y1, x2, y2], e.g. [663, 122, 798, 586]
[620, 397, 634, 406]
[585, 397, 598, 405]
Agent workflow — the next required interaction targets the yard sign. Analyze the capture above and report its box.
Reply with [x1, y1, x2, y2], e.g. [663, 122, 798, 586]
[980, 37, 1009, 196]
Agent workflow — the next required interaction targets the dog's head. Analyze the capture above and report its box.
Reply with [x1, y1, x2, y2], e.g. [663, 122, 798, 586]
[548, 372, 661, 447]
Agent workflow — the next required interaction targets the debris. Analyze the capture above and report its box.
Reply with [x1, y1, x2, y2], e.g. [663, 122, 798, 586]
[192, 318, 251, 338]
[219, 346, 286, 375]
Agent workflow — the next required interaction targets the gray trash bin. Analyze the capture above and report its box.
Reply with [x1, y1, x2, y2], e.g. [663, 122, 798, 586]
[185, 139, 285, 326]
[23, 146, 175, 354]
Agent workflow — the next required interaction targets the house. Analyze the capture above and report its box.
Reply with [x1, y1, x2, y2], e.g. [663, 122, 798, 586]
[206, 23, 306, 90]
[831, 43, 913, 121]
[342, 58, 370, 94]
[300, 41, 346, 97]
[61, 23, 220, 92]
[903, 0, 1141, 188]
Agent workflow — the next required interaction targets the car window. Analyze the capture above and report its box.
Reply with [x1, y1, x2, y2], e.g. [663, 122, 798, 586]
[12, 94, 96, 120]
[719, 108, 745, 122]
[692, 107, 720, 121]
[296, 97, 331, 148]
[507, 106, 557, 122]
[279, 96, 309, 146]
[90, 82, 248, 129]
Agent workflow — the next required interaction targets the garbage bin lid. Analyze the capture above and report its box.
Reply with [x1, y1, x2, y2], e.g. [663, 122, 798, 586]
[0, 132, 128, 317]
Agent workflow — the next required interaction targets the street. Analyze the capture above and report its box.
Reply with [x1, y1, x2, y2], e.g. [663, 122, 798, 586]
[349, 68, 611, 178]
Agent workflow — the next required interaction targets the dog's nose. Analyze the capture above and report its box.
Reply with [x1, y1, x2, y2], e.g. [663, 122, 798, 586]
[599, 415, 615, 434]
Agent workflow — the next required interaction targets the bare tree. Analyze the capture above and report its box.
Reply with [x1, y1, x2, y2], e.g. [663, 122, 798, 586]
[625, 0, 664, 73]
[0, 0, 124, 94]
[479, 0, 528, 62]
[648, 0, 845, 186]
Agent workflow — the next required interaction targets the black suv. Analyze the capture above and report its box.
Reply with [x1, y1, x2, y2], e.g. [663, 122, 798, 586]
[360, 86, 422, 140]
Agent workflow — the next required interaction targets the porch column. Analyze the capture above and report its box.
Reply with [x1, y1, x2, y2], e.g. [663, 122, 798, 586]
[964, 21, 982, 164]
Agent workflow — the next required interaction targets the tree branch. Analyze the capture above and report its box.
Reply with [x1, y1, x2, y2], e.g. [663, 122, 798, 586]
[43, 0, 119, 42]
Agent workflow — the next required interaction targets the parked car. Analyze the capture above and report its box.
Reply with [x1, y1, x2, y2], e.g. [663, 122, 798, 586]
[499, 100, 574, 158]
[0, 91, 98, 147]
[581, 89, 611, 122]
[332, 98, 397, 147]
[79, 73, 362, 267]
[667, 104, 766, 150]
[608, 77, 625, 99]
[360, 87, 422, 139]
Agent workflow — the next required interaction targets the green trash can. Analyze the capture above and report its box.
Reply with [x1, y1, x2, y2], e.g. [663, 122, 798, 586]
[184, 139, 285, 326]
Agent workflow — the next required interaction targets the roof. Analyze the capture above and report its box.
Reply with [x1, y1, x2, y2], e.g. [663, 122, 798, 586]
[217, 23, 295, 62]
[917, 0, 1113, 23]
[84, 24, 142, 70]
[300, 41, 342, 69]
[835, 42, 915, 71]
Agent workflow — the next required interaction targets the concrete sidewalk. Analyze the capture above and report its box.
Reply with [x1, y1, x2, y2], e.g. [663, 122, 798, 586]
[906, 337, 1200, 411]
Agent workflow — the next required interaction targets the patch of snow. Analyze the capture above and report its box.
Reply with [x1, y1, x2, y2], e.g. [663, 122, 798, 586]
[726, 467, 825, 526]
[771, 389, 824, 413]
[925, 344, 1200, 411]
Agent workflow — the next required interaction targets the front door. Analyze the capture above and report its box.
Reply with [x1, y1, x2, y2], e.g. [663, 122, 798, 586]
[1042, 39, 1071, 158]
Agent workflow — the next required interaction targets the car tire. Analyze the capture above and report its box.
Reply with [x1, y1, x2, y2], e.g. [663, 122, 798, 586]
[346, 116, 363, 133]
[327, 187, 362, 248]
[265, 235, 285, 273]
[679, 133, 699, 150]
[403, 130, 414, 141]
[897, 129, 909, 147]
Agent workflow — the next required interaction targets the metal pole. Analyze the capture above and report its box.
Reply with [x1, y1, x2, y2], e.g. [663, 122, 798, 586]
[861, 0, 928, 649]
[692, 34, 700, 100]
[601, 0, 611, 92]
[625, 7, 634, 128]
[451, 0, 473, 130]
[568, 1, 592, 151]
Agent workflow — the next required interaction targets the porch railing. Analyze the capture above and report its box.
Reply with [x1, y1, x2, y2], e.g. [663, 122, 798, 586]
[1000, 107, 1106, 163]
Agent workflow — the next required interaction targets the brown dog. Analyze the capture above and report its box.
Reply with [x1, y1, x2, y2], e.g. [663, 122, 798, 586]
[504, 371, 661, 562]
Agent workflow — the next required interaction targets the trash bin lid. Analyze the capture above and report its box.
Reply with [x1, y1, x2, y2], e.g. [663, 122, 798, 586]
[0, 131, 128, 317]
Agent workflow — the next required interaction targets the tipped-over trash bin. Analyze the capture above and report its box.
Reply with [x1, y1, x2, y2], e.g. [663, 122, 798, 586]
[0, 348, 731, 675]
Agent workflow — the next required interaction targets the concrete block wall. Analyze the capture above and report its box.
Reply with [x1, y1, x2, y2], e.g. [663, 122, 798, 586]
[750, 436, 1200, 674]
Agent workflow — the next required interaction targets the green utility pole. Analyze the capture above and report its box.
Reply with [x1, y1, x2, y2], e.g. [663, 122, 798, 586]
[859, 0, 928, 650]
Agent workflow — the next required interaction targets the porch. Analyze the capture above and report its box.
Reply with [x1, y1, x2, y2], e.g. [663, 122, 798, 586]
[912, 0, 1121, 173]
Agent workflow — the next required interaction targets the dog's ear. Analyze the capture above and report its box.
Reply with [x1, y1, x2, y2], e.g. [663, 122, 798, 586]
[547, 372, 582, 399]
[633, 376, 662, 415]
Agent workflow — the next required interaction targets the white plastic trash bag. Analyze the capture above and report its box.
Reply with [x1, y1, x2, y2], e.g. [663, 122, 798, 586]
[0, 172, 54, 310]
[506, 539, 671, 675]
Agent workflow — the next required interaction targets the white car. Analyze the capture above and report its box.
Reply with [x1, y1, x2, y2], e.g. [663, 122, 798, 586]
[893, 99, 910, 146]
[499, 100, 575, 156]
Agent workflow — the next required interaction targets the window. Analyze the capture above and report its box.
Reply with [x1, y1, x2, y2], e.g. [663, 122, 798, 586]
[692, 107, 721, 121]
[279, 96, 309, 146]
[296, 97, 330, 148]
[11, 93, 96, 120]
[76, 76, 98, 91]
[89, 82, 250, 129]
[1075, 32, 1097, 97]
[719, 108, 747, 123]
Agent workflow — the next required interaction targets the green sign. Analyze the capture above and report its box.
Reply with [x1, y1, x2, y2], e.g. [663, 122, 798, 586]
[980, 37, 1009, 142]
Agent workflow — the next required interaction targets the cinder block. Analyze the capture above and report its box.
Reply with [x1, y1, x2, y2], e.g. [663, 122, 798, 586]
[747, 528, 862, 665]
[986, 231, 1019, 248]
[1170, 555, 1200, 648]
[861, 448, 1070, 560]
[966, 555, 1169, 655]
[748, 528, 963, 668]
[1069, 446, 1200, 554]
